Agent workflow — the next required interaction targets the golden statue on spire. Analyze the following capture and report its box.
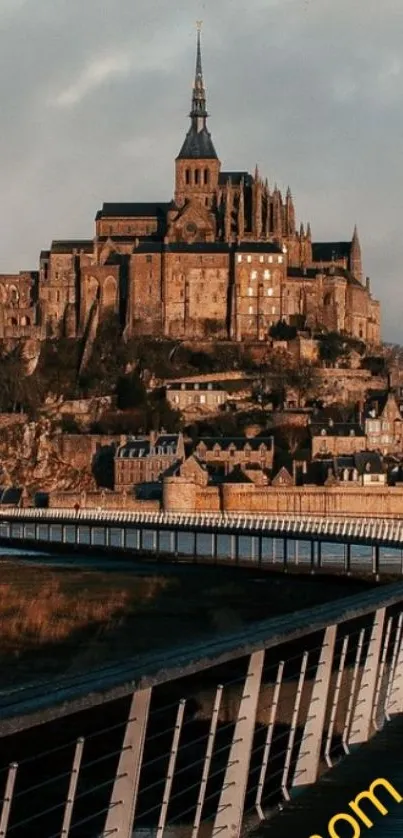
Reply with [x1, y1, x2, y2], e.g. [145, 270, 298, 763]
[196, 20, 203, 32]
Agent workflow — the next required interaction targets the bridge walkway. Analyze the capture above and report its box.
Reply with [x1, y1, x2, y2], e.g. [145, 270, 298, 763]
[258, 714, 403, 837]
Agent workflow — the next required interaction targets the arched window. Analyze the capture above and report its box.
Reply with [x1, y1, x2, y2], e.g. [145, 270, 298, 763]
[204, 168, 209, 185]
[185, 169, 190, 185]
[195, 169, 200, 185]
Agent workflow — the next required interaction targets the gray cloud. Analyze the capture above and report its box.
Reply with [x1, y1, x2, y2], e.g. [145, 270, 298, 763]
[0, 0, 401, 339]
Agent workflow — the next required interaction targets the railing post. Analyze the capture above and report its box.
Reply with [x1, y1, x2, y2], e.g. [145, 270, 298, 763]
[293, 624, 337, 787]
[283, 538, 288, 572]
[103, 687, 151, 838]
[0, 763, 18, 837]
[192, 685, 223, 838]
[310, 540, 315, 574]
[344, 543, 351, 575]
[157, 699, 186, 836]
[372, 544, 380, 580]
[213, 650, 265, 838]
[349, 607, 386, 745]
[61, 738, 84, 837]
[282, 651, 308, 800]
[386, 615, 403, 717]
[317, 540, 322, 570]
[255, 660, 284, 820]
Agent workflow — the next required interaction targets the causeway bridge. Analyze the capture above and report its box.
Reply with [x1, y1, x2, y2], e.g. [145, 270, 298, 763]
[1, 506, 403, 576]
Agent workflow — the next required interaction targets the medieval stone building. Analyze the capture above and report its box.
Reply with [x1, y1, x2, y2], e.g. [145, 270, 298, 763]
[0, 28, 380, 345]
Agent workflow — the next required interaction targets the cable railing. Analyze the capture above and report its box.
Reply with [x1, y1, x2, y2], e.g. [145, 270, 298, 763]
[0, 590, 402, 837]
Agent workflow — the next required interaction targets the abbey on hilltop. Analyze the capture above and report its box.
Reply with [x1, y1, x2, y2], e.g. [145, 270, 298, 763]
[0, 27, 380, 344]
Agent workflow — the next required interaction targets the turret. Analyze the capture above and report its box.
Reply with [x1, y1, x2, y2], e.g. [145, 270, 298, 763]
[225, 178, 233, 242]
[237, 178, 245, 239]
[350, 224, 363, 283]
[285, 187, 295, 235]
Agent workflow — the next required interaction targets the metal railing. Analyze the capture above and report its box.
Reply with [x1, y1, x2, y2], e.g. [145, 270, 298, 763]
[1, 507, 403, 546]
[0, 585, 402, 837]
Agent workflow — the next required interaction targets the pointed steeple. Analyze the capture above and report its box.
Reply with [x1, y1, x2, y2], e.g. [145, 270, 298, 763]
[350, 224, 363, 283]
[190, 22, 207, 126]
[177, 23, 217, 160]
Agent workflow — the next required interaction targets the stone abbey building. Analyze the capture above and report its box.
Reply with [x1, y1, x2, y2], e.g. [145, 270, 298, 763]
[0, 29, 380, 345]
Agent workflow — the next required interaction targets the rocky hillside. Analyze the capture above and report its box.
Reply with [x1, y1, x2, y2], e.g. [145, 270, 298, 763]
[0, 418, 96, 494]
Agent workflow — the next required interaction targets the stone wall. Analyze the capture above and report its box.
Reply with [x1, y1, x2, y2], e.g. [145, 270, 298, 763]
[48, 490, 159, 512]
[163, 477, 403, 517]
[220, 483, 403, 517]
[53, 434, 124, 472]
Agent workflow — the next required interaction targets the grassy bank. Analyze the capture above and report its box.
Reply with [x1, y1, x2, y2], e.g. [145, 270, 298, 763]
[0, 559, 373, 687]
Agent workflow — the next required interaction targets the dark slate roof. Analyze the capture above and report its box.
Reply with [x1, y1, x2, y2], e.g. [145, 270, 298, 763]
[287, 267, 320, 280]
[310, 422, 365, 438]
[117, 435, 181, 459]
[287, 266, 362, 287]
[166, 382, 224, 392]
[196, 436, 273, 451]
[236, 242, 283, 253]
[0, 488, 22, 505]
[40, 250, 50, 260]
[51, 240, 93, 253]
[312, 241, 351, 262]
[354, 452, 384, 475]
[363, 391, 397, 419]
[96, 203, 172, 220]
[218, 171, 253, 187]
[177, 127, 218, 160]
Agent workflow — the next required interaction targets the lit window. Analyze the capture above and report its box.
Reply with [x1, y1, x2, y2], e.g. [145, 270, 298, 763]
[251, 270, 257, 279]
[272, 306, 276, 314]
[278, 255, 283, 264]
[264, 269, 271, 279]
[259, 255, 264, 263]
[248, 287, 253, 296]
[267, 288, 273, 296]
[247, 255, 252, 263]
[268, 255, 273, 263]
[248, 305, 253, 314]
[237, 255, 242, 263]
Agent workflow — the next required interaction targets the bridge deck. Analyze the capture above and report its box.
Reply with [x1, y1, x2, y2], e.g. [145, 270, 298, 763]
[258, 715, 403, 837]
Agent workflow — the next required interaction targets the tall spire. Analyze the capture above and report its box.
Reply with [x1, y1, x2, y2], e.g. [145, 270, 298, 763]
[177, 23, 217, 160]
[190, 22, 207, 128]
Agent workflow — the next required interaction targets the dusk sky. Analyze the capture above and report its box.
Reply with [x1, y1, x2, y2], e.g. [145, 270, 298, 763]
[0, 0, 401, 339]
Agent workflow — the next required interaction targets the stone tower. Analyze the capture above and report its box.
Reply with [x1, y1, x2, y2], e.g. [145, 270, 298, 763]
[350, 225, 363, 283]
[174, 23, 221, 209]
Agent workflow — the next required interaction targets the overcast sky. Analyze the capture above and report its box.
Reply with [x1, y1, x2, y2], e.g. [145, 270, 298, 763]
[0, 0, 401, 340]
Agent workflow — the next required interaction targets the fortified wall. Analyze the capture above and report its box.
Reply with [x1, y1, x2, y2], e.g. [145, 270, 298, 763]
[163, 477, 403, 518]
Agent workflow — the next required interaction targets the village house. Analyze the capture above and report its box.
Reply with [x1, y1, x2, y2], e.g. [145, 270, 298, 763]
[364, 390, 403, 455]
[194, 436, 274, 472]
[310, 418, 367, 457]
[165, 381, 228, 412]
[309, 452, 386, 486]
[114, 433, 185, 491]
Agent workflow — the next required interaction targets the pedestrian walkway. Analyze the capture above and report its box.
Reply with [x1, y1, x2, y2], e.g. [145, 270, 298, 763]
[258, 714, 403, 837]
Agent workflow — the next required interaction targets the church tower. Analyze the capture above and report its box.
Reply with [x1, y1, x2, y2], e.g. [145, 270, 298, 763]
[174, 24, 221, 209]
[350, 225, 363, 283]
